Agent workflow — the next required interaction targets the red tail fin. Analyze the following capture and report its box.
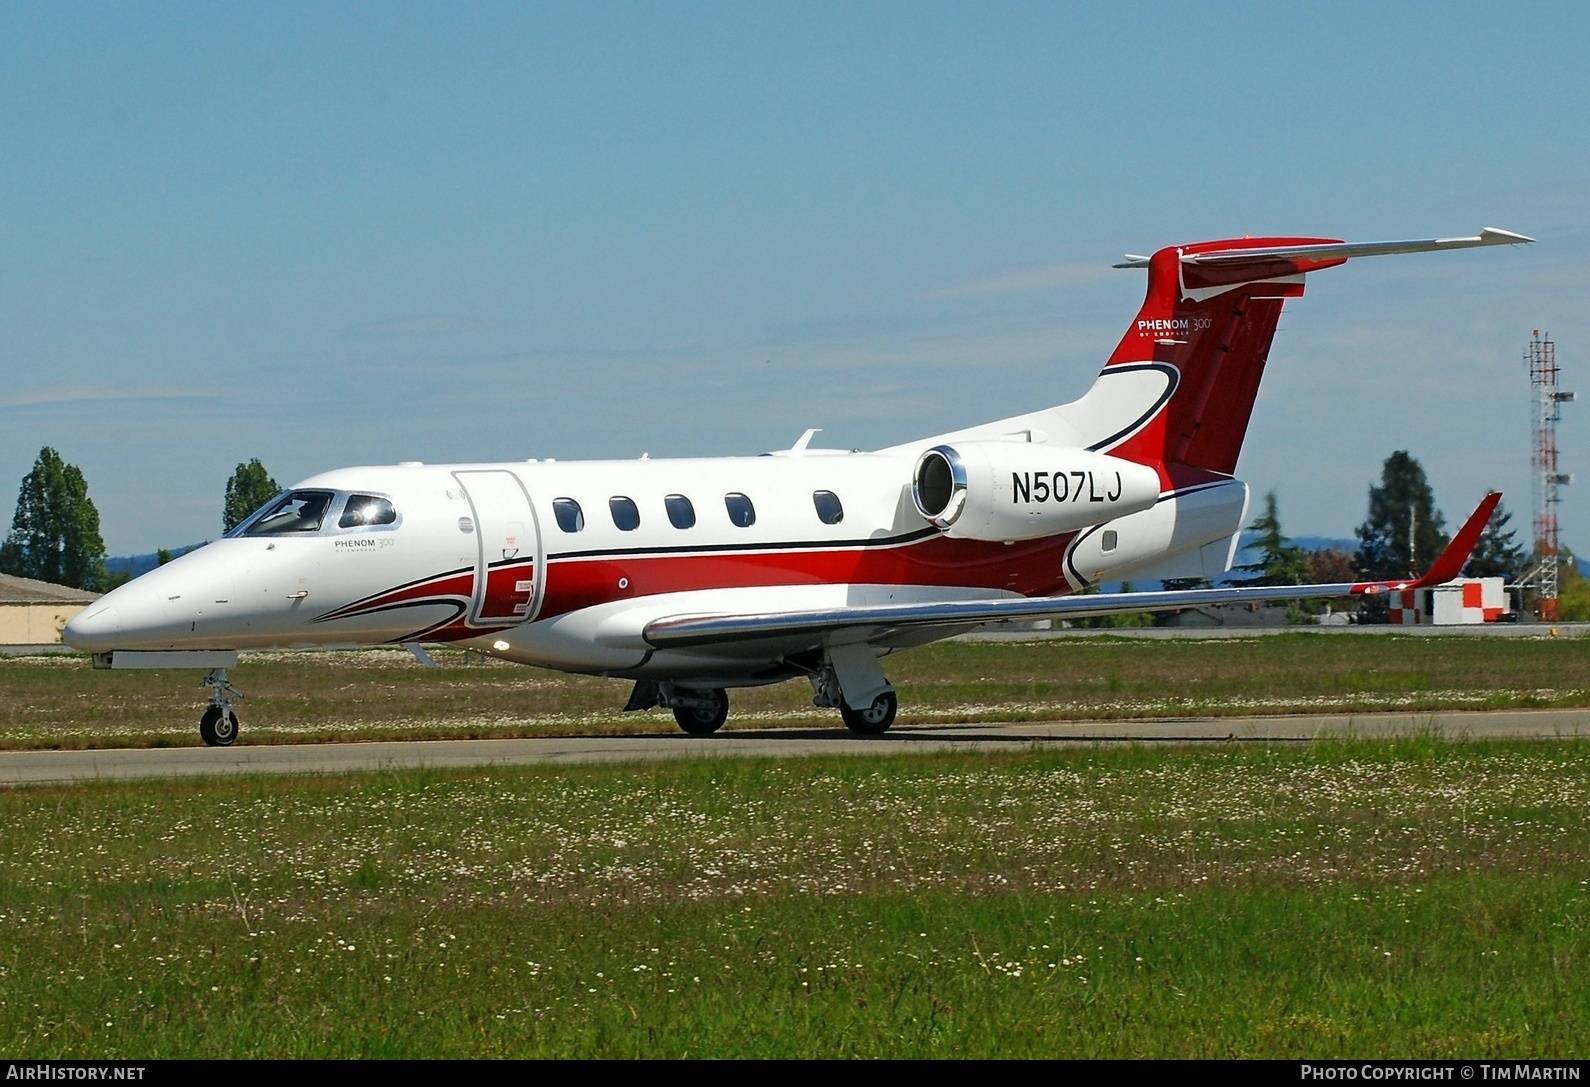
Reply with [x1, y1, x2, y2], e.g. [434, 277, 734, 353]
[1097, 228, 1531, 485]
[1103, 237, 1345, 482]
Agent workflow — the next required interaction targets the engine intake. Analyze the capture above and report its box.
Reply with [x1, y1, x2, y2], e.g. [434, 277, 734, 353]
[912, 442, 1161, 541]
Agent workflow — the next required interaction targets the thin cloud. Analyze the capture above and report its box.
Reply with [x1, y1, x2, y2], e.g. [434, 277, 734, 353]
[926, 259, 1121, 299]
[341, 314, 516, 339]
[0, 384, 212, 409]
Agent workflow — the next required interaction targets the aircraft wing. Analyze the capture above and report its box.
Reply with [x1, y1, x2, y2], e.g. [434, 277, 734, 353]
[643, 493, 1500, 650]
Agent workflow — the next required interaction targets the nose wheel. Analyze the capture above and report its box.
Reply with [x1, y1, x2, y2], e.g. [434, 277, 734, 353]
[199, 668, 243, 747]
[200, 704, 240, 746]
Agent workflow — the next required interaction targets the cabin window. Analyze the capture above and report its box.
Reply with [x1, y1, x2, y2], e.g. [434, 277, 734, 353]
[724, 493, 756, 528]
[1102, 529, 1118, 553]
[812, 490, 843, 525]
[553, 498, 585, 533]
[665, 494, 696, 529]
[241, 490, 334, 536]
[338, 495, 397, 528]
[609, 496, 641, 531]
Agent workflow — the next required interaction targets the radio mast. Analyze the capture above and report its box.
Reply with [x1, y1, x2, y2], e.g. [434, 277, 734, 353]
[1528, 331, 1574, 620]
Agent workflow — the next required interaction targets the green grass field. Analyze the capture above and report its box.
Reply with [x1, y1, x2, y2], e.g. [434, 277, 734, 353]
[2, 632, 1589, 749]
[1, 740, 1586, 1057]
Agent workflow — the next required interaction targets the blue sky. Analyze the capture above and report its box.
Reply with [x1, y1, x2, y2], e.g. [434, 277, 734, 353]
[3, 2, 1587, 553]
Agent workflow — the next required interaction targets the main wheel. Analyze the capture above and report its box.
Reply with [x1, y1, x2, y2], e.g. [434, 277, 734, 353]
[672, 688, 728, 735]
[840, 690, 897, 735]
[199, 704, 239, 747]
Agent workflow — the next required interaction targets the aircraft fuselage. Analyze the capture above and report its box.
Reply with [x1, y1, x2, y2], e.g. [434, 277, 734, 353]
[67, 449, 1130, 684]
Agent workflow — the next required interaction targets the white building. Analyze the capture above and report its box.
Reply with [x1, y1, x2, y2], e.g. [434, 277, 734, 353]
[1389, 577, 1508, 625]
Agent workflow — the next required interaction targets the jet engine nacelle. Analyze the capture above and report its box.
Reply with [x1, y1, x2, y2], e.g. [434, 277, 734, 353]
[911, 442, 1162, 541]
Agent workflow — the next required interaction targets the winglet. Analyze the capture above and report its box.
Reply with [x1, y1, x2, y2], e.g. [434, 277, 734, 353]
[1478, 227, 1535, 246]
[1408, 491, 1502, 588]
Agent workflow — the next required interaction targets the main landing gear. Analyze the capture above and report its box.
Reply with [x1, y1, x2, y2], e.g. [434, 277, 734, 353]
[624, 648, 900, 738]
[810, 646, 898, 736]
[672, 689, 729, 735]
[625, 681, 730, 735]
[199, 668, 243, 747]
[838, 690, 898, 735]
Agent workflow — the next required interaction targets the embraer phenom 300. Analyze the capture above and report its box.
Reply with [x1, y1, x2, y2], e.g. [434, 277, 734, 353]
[66, 229, 1529, 744]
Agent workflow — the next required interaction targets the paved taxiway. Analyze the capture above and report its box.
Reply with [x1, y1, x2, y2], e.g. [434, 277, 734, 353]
[1, 709, 1586, 785]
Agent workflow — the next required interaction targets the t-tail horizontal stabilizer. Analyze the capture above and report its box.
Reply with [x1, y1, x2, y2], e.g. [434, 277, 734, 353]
[641, 493, 1503, 648]
[1113, 228, 1533, 269]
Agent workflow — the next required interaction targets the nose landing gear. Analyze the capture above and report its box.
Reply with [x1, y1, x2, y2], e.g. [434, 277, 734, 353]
[199, 668, 243, 747]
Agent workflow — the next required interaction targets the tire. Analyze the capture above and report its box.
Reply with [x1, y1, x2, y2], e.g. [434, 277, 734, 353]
[200, 704, 239, 747]
[840, 690, 897, 735]
[672, 688, 728, 735]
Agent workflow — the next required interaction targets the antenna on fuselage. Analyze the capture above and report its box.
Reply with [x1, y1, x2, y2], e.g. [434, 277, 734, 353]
[790, 428, 821, 453]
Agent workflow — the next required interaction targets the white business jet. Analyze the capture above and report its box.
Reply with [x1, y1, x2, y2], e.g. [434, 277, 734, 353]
[66, 229, 1528, 745]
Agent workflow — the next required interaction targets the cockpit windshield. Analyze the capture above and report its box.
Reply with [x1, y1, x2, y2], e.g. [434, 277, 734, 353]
[339, 495, 397, 528]
[240, 491, 335, 536]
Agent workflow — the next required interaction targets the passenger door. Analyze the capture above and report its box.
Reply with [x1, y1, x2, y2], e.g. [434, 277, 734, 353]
[452, 469, 544, 627]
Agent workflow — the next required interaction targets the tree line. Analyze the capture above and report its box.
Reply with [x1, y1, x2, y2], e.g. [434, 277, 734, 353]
[1229, 449, 1534, 621]
[0, 449, 278, 592]
[1060, 450, 1537, 626]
